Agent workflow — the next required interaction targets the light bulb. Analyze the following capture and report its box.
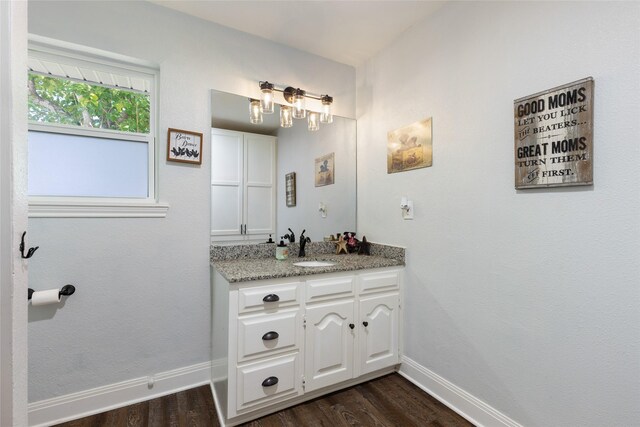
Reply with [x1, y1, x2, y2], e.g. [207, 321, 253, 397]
[260, 81, 274, 114]
[280, 105, 293, 128]
[320, 95, 333, 124]
[308, 111, 320, 131]
[293, 88, 306, 119]
[249, 99, 262, 124]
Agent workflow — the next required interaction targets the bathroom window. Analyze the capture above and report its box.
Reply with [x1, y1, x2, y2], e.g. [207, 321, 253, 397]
[27, 40, 166, 217]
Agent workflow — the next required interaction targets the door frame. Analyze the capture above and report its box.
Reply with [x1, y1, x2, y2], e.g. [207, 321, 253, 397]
[0, 1, 29, 425]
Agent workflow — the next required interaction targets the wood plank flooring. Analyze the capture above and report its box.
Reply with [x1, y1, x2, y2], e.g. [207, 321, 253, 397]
[54, 373, 473, 427]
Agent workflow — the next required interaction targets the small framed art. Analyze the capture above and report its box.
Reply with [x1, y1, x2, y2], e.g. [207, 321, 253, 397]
[315, 153, 335, 187]
[387, 118, 432, 174]
[285, 172, 296, 207]
[167, 128, 203, 165]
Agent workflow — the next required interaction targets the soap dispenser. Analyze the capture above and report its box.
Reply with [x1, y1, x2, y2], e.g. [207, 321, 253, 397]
[276, 240, 289, 260]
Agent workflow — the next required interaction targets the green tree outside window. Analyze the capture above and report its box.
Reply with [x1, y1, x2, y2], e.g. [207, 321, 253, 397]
[28, 73, 150, 134]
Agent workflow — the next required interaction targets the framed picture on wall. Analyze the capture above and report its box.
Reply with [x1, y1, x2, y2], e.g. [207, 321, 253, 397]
[513, 77, 594, 188]
[387, 118, 433, 174]
[286, 172, 296, 207]
[167, 128, 203, 165]
[315, 153, 335, 187]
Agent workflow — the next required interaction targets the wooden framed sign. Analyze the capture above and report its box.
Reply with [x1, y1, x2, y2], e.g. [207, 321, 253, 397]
[514, 77, 594, 189]
[167, 128, 203, 165]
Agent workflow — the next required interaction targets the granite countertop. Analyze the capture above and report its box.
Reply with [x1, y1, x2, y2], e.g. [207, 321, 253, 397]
[212, 253, 404, 283]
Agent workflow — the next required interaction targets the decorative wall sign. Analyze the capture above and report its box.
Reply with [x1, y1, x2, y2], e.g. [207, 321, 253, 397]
[514, 77, 593, 189]
[387, 118, 432, 174]
[167, 128, 203, 165]
[285, 172, 296, 207]
[315, 153, 335, 187]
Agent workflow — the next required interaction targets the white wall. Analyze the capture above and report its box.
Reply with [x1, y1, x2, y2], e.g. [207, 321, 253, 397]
[27, 0, 354, 403]
[277, 116, 357, 242]
[0, 1, 29, 424]
[356, 2, 640, 426]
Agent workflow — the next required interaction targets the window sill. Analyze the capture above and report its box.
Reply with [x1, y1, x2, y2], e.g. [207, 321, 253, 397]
[28, 200, 170, 218]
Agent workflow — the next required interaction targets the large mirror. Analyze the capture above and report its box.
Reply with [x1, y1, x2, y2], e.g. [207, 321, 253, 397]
[211, 90, 357, 243]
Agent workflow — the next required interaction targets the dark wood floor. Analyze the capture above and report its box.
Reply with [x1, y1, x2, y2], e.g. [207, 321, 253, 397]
[55, 373, 473, 427]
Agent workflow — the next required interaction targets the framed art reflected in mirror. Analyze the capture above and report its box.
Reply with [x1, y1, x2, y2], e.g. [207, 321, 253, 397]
[286, 172, 296, 207]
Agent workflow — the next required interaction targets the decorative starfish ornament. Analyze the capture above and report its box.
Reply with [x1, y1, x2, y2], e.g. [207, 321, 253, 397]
[335, 235, 348, 255]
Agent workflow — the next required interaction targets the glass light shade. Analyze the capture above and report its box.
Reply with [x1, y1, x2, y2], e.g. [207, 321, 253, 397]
[249, 99, 263, 124]
[293, 89, 306, 119]
[280, 105, 293, 128]
[308, 111, 320, 131]
[260, 82, 274, 114]
[321, 95, 333, 123]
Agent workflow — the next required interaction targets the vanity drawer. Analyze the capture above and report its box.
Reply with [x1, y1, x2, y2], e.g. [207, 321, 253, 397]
[358, 269, 400, 294]
[306, 275, 355, 303]
[236, 353, 301, 412]
[238, 282, 302, 313]
[238, 309, 301, 362]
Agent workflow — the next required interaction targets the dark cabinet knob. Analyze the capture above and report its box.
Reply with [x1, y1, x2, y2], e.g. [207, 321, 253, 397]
[349, 323, 355, 329]
[262, 376, 279, 387]
[262, 294, 280, 302]
[262, 331, 279, 341]
[363, 321, 369, 327]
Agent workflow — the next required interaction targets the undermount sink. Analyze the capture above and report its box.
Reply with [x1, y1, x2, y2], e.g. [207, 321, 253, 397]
[293, 261, 336, 268]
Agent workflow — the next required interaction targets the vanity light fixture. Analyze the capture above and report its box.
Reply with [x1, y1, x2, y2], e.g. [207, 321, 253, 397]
[308, 111, 320, 131]
[252, 81, 334, 131]
[249, 98, 263, 124]
[320, 95, 333, 124]
[280, 105, 293, 128]
[292, 88, 306, 119]
[260, 81, 275, 114]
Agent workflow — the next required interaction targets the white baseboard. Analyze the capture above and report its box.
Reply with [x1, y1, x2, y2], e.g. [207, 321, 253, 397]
[399, 356, 523, 427]
[211, 357, 227, 381]
[28, 359, 224, 427]
[28, 357, 519, 427]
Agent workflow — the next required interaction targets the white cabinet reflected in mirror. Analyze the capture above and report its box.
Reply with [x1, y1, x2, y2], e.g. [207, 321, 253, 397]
[211, 90, 356, 243]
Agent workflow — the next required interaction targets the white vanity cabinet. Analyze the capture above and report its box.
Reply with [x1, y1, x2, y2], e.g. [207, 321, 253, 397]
[211, 267, 402, 426]
[210, 128, 276, 243]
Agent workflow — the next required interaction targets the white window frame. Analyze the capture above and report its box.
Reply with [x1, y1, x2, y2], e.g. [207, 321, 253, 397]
[27, 36, 168, 218]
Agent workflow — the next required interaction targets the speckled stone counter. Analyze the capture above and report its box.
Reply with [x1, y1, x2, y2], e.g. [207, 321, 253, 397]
[210, 242, 405, 283]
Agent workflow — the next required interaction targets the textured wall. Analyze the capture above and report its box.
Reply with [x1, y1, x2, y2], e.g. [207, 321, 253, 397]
[356, 2, 640, 426]
[27, 0, 354, 402]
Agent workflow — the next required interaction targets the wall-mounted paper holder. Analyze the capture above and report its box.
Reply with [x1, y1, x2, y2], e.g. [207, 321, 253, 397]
[28, 284, 76, 301]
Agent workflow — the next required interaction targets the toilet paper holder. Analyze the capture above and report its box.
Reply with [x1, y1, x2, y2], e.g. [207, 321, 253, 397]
[28, 284, 76, 301]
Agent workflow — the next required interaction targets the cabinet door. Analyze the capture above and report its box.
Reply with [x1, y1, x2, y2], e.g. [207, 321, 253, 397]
[244, 133, 275, 236]
[358, 293, 399, 375]
[211, 129, 243, 238]
[304, 299, 355, 392]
